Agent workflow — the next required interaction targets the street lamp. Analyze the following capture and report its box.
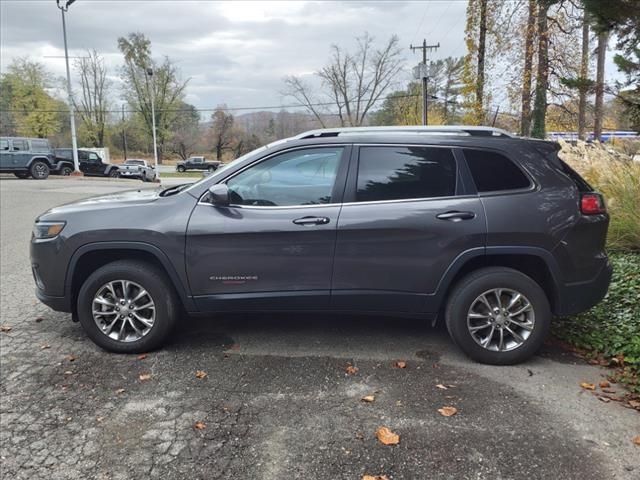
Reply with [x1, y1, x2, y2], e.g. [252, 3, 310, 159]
[56, 0, 81, 175]
[145, 68, 159, 179]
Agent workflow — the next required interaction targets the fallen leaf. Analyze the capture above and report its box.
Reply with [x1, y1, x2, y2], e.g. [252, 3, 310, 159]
[597, 396, 611, 403]
[137, 354, 148, 360]
[96, 416, 104, 422]
[580, 382, 596, 390]
[438, 406, 458, 417]
[633, 436, 640, 446]
[345, 365, 358, 375]
[435, 384, 448, 390]
[599, 381, 610, 389]
[628, 400, 640, 409]
[362, 475, 389, 480]
[195, 370, 208, 379]
[65, 354, 77, 362]
[35, 317, 44, 323]
[355, 432, 365, 440]
[40, 344, 50, 350]
[194, 421, 206, 430]
[361, 395, 375, 403]
[0, 325, 12, 332]
[115, 388, 125, 394]
[63, 370, 73, 375]
[139, 373, 151, 381]
[394, 361, 407, 369]
[375, 426, 400, 445]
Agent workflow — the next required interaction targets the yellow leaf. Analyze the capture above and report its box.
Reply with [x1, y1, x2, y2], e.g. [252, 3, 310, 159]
[195, 370, 208, 379]
[375, 426, 400, 445]
[361, 395, 375, 403]
[580, 382, 596, 390]
[194, 421, 206, 430]
[438, 406, 458, 417]
[362, 476, 389, 480]
[633, 436, 640, 446]
[345, 365, 358, 375]
[394, 361, 407, 369]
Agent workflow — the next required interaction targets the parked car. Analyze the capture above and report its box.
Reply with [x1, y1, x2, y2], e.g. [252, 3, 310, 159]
[31, 126, 611, 364]
[176, 156, 221, 172]
[1, 137, 61, 179]
[54, 149, 120, 178]
[117, 159, 157, 182]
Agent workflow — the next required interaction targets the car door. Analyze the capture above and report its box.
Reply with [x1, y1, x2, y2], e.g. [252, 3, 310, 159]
[0, 139, 10, 170]
[10, 139, 29, 169]
[331, 144, 486, 313]
[186, 145, 350, 312]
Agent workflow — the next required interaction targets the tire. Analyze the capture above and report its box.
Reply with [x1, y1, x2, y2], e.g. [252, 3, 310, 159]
[30, 161, 50, 180]
[208, 165, 215, 172]
[76, 260, 179, 353]
[445, 267, 551, 365]
[108, 169, 120, 178]
[60, 166, 73, 176]
[177, 165, 186, 173]
[14, 172, 30, 179]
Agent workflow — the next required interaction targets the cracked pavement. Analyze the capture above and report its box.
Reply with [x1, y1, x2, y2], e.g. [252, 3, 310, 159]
[1, 177, 638, 479]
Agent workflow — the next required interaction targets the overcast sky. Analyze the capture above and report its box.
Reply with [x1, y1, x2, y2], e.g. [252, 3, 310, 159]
[0, 0, 624, 116]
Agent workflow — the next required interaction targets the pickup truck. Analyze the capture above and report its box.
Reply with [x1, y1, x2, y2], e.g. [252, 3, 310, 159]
[176, 156, 221, 172]
[118, 159, 157, 182]
[54, 148, 120, 177]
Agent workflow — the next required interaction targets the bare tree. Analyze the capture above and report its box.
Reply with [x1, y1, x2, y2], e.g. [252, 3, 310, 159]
[75, 50, 110, 147]
[520, 0, 536, 136]
[169, 102, 200, 160]
[210, 107, 235, 161]
[284, 33, 403, 127]
[593, 30, 608, 141]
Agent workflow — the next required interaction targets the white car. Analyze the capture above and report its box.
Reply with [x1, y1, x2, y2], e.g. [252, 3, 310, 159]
[118, 159, 157, 182]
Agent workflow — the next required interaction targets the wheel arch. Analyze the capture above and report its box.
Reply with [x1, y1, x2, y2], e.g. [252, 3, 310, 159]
[27, 156, 54, 168]
[66, 242, 196, 313]
[433, 247, 562, 317]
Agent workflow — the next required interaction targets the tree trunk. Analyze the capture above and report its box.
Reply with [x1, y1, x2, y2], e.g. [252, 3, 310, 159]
[531, 2, 550, 139]
[577, 13, 590, 140]
[520, 0, 536, 136]
[593, 30, 608, 142]
[476, 0, 488, 122]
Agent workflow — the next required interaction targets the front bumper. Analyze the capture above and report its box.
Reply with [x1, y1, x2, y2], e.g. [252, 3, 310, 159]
[557, 259, 613, 316]
[35, 287, 72, 312]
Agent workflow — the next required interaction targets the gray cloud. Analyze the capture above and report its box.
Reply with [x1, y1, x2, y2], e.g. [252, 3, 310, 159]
[0, 0, 472, 112]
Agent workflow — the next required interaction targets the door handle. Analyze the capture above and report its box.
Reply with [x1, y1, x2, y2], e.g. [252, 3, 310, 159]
[436, 211, 476, 221]
[292, 216, 330, 226]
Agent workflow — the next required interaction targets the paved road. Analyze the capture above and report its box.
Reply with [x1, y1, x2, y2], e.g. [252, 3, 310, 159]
[1, 177, 638, 480]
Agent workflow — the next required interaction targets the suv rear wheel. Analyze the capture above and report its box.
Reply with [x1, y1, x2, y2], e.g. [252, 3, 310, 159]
[76, 260, 179, 353]
[30, 160, 50, 180]
[177, 165, 186, 172]
[445, 267, 551, 365]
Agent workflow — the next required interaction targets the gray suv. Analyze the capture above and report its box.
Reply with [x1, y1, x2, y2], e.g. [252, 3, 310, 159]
[1, 137, 58, 179]
[30, 126, 612, 364]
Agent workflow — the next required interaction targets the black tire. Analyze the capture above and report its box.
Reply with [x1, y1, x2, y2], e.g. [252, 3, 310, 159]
[445, 267, 551, 365]
[108, 169, 120, 178]
[14, 172, 30, 179]
[76, 260, 179, 353]
[208, 165, 216, 172]
[30, 161, 50, 180]
[177, 165, 186, 173]
[60, 166, 73, 176]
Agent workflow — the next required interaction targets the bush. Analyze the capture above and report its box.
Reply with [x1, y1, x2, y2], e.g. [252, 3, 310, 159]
[553, 252, 640, 391]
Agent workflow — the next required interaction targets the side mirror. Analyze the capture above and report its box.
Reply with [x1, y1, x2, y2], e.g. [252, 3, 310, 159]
[207, 184, 230, 206]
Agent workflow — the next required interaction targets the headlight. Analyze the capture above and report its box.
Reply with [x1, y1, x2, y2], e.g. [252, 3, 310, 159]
[32, 221, 66, 239]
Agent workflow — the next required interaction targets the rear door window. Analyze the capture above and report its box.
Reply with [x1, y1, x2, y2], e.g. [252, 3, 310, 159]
[355, 146, 457, 202]
[463, 149, 531, 192]
[0, 140, 9, 151]
[11, 140, 28, 151]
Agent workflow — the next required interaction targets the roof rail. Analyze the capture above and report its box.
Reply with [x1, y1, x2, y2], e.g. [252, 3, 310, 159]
[294, 125, 516, 139]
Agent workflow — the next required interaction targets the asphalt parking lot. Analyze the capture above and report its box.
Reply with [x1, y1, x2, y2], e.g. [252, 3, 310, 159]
[1, 176, 638, 480]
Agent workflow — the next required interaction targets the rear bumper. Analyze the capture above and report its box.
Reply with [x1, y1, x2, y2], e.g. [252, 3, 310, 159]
[557, 259, 612, 316]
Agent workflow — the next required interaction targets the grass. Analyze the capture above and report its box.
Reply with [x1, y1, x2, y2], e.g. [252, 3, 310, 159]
[553, 252, 640, 393]
[160, 171, 206, 178]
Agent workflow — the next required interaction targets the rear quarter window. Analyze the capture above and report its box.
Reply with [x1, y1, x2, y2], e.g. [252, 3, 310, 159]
[463, 149, 531, 192]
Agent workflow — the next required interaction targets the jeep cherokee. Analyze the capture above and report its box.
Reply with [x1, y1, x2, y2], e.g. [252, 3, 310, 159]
[30, 126, 612, 364]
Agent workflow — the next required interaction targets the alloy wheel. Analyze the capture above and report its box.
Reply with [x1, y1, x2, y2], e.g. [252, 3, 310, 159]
[466, 288, 535, 352]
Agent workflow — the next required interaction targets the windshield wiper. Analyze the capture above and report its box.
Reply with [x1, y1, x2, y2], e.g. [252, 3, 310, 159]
[159, 184, 188, 197]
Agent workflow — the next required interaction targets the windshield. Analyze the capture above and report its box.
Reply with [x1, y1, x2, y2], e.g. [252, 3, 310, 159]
[126, 160, 145, 165]
[183, 138, 290, 193]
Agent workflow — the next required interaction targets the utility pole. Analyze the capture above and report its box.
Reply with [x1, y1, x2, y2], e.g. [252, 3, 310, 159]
[145, 68, 159, 177]
[56, 0, 81, 175]
[121, 104, 128, 161]
[410, 39, 440, 125]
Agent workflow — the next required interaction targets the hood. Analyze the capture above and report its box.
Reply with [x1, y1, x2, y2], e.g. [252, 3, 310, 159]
[38, 188, 161, 219]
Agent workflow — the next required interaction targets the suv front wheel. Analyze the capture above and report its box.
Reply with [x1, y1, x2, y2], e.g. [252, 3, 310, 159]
[76, 260, 179, 353]
[445, 267, 551, 365]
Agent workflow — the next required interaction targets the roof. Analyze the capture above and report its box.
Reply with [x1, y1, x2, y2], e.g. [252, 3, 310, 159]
[294, 125, 515, 139]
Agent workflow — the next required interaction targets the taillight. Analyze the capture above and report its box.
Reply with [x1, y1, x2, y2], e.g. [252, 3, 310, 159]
[580, 193, 606, 215]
